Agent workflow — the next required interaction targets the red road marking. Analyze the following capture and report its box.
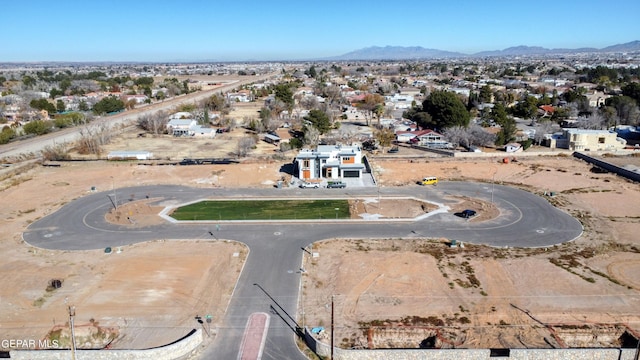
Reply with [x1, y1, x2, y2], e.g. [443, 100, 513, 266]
[238, 312, 270, 360]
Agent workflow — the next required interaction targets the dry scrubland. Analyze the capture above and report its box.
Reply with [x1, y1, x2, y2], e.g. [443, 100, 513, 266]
[1, 117, 640, 351]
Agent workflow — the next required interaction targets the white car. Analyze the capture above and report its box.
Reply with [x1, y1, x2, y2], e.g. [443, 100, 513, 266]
[299, 182, 319, 189]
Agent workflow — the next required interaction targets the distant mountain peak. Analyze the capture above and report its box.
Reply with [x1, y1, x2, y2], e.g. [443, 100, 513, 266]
[329, 41, 640, 60]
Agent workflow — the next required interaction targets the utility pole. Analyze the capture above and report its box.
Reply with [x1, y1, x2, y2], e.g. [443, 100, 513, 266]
[111, 176, 118, 210]
[330, 295, 334, 360]
[68, 305, 77, 360]
[491, 166, 497, 204]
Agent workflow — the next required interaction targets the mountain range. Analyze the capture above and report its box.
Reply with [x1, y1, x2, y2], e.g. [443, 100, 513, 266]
[329, 41, 640, 60]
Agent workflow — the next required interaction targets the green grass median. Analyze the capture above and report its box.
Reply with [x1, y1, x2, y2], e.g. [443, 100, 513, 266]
[170, 199, 351, 220]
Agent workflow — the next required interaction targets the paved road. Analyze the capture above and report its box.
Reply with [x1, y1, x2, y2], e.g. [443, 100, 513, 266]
[0, 73, 276, 159]
[23, 182, 583, 359]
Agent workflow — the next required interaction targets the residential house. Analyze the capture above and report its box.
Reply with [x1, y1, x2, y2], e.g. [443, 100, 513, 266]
[395, 129, 445, 145]
[585, 91, 610, 108]
[504, 143, 523, 153]
[538, 105, 555, 118]
[227, 90, 252, 103]
[295, 144, 365, 180]
[385, 93, 414, 109]
[122, 94, 149, 104]
[546, 129, 626, 151]
[166, 119, 197, 136]
[191, 126, 216, 138]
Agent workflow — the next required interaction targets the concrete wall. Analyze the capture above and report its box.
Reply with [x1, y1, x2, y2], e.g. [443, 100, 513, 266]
[10, 328, 202, 360]
[573, 151, 640, 183]
[304, 328, 638, 360]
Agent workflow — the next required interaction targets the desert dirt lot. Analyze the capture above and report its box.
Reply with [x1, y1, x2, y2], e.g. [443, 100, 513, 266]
[1, 122, 640, 352]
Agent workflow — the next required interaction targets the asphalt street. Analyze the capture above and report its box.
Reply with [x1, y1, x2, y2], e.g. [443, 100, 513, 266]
[23, 182, 583, 359]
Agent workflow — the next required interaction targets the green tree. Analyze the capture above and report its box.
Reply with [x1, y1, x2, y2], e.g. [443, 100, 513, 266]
[206, 94, 226, 111]
[0, 126, 16, 144]
[59, 78, 72, 93]
[356, 93, 385, 126]
[22, 75, 36, 88]
[56, 99, 66, 113]
[512, 95, 539, 119]
[492, 103, 517, 146]
[23, 120, 53, 135]
[142, 86, 152, 98]
[421, 90, 470, 129]
[305, 65, 317, 78]
[605, 95, 639, 125]
[622, 83, 640, 104]
[303, 109, 331, 134]
[274, 83, 295, 110]
[373, 128, 396, 150]
[134, 77, 154, 87]
[402, 106, 434, 129]
[29, 98, 56, 114]
[49, 88, 63, 99]
[92, 96, 125, 114]
[478, 85, 493, 103]
[78, 100, 89, 112]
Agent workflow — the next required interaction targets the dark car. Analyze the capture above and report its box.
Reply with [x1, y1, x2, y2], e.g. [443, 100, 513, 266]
[388, 146, 399, 153]
[455, 209, 477, 219]
[326, 181, 346, 189]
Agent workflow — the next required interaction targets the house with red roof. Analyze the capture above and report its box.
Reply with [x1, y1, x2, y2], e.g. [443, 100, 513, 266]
[538, 105, 555, 117]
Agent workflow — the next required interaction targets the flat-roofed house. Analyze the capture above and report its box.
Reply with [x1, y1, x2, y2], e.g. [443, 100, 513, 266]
[295, 144, 364, 180]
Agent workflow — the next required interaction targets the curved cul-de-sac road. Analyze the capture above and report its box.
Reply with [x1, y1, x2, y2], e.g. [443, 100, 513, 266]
[23, 182, 583, 359]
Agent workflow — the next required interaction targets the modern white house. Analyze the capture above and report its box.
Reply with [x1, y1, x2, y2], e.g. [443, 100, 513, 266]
[547, 129, 626, 151]
[295, 144, 365, 180]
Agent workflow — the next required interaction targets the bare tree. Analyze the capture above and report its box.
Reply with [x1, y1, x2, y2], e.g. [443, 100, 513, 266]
[443, 126, 470, 148]
[137, 110, 168, 136]
[76, 123, 114, 155]
[304, 126, 320, 147]
[577, 113, 607, 130]
[533, 121, 555, 145]
[300, 95, 319, 110]
[468, 124, 496, 147]
[236, 136, 256, 157]
[444, 125, 495, 148]
[41, 143, 70, 161]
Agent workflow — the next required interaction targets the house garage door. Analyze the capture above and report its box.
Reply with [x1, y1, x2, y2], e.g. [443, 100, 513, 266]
[343, 170, 360, 178]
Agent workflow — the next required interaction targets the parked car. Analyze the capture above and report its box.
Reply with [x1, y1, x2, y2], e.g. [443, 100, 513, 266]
[326, 181, 346, 189]
[299, 182, 320, 189]
[387, 146, 399, 153]
[455, 209, 477, 219]
[419, 177, 438, 185]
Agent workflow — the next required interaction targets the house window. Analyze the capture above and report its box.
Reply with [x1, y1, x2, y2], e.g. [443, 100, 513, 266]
[303, 160, 310, 168]
[598, 137, 605, 144]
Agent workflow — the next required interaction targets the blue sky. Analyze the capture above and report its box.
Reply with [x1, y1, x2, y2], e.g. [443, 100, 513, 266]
[3, 0, 639, 62]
